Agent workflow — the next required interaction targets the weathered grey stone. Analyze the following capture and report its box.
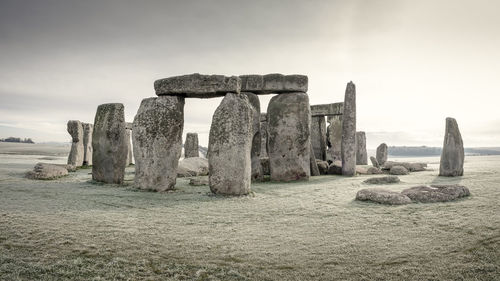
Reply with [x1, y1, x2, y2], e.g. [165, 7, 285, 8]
[311, 116, 327, 161]
[208, 93, 253, 195]
[310, 103, 343, 117]
[178, 157, 208, 177]
[82, 123, 93, 166]
[363, 176, 400, 184]
[439, 117, 464, 177]
[316, 160, 329, 175]
[260, 113, 268, 157]
[376, 143, 388, 166]
[125, 129, 133, 165]
[154, 73, 241, 98]
[260, 157, 270, 175]
[125, 122, 133, 130]
[356, 188, 412, 205]
[189, 177, 209, 186]
[326, 115, 342, 162]
[184, 132, 199, 158]
[92, 103, 128, 184]
[355, 131, 368, 165]
[133, 97, 184, 191]
[268, 92, 311, 181]
[26, 163, 69, 180]
[239, 74, 308, 94]
[341, 82, 356, 176]
[367, 167, 383, 174]
[402, 185, 470, 203]
[67, 120, 84, 167]
[243, 92, 263, 181]
[389, 165, 409, 175]
[382, 161, 427, 172]
[370, 156, 380, 168]
[328, 160, 342, 175]
[309, 141, 320, 176]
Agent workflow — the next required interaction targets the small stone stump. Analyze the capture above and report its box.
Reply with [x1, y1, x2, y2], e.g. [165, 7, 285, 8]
[208, 93, 253, 195]
[376, 143, 388, 166]
[439, 117, 464, 177]
[341, 82, 356, 176]
[356, 188, 411, 205]
[67, 120, 84, 166]
[402, 185, 470, 203]
[268, 92, 311, 181]
[184, 132, 200, 158]
[26, 163, 69, 180]
[92, 103, 128, 184]
[133, 96, 184, 191]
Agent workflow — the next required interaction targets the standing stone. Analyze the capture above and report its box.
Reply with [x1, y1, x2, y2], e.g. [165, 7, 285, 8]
[311, 116, 327, 160]
[309, 141, 320, 176]
[92, 103, 128, 184]
[67, 120, 84, 167]
[341, 82, 356, 176]
[370, 156, 380, 168]
[260, 113, 268, 157]
[268, 92, 311, 181]
[376, 143, 388, 166]
[133, 96, 184, 191]
[125, 129, 133, 165]
[208, 93, 253, 195]
[82, 123, 93, 166]
[439, 117, 464, 177]
[184, 133, 199, 158]
[356, 131, 368, 165]
[326, 115, 342, 162]
[243, 92, 263, 181]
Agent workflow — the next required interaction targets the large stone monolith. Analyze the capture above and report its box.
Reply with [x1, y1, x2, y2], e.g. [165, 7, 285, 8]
[208, 93, 253, 195]
[243, 92, 263, 181]
[356, 131, 368, 165]
[326, 115, 342, 162]
[67, 120, 84, 166]
[82, 123, 93, 166]
[184, 133, 199, 158]
[311, 116, 327, 161]
[268, 92, 311, 181]
[376, 143, 388, 166]
[92, 103, 128, 184]
[133, 96, 184, 191]
[341, 82, 356, 176]
[260, 113, 268, 157]
[439, 117, 464, 176]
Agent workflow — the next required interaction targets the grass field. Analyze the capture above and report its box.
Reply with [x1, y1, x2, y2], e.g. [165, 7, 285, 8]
[0, 143, 499, 280]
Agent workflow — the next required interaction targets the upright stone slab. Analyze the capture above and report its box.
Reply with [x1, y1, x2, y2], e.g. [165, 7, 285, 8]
[341, 82, 356, 176]
[67, 120, 84, 166]
[133, 96, 184, 191]
[268, 92, 311, 181]
[92, 103, 128, 184]
[311, 116, 327, 160]
[82, 123, 93, 166]
[376, 143, 388, 166]
[154, 73, 240, 98]
[326, 115, 342, 162]
[243, 92, 263, 181]
[309, 141, 320, 176]
[439, 117, 464, 176]
[208, 93, 253, 195]
[260, 113, 268, 157]
[356, 131, 368, 165]
[125, 129, 133, 165]
[184, 133, 199, 158]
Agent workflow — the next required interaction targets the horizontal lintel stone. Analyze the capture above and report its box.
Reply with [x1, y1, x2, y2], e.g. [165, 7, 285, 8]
[154, 73, 241, 98]
[240, 74, 308, 94]
[310, 102, 344, 116]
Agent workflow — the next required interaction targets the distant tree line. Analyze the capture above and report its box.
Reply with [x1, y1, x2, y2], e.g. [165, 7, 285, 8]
[0, 137, 35, 144]
[388, 146, 500, 156]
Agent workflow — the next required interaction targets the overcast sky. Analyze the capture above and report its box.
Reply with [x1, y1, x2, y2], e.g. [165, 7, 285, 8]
[0, 0, 499, 148]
